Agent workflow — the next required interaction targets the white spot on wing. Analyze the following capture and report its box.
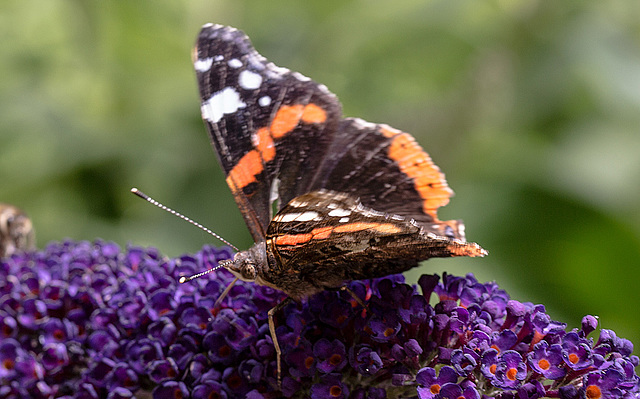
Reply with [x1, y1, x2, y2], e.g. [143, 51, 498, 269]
[258, 96, 272, 107]
[194, 57, 213, 72]
[339, 217, 349, 223]
[238, 70, 263, 90]
[228, 58, 242, 68]
[201, 87, 246, 123]
[289, 200, 308, 208]
[274, 211, 320, 223]
[352, 118, 377, 129]
[214, 55, 224, 62]
[327, 203, 338, 210]
[292, 71, 311, 82]
[355, 204, 384, 217]
[264, 62, 289, 79]
[328, 208, 351, 217]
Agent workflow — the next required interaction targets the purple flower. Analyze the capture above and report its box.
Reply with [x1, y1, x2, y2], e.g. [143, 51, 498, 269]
[416, 366, 458, 398]
[517, 380, 546, 399]
[528, 341, 566, 379]
[105, 362, 139, 391]
[451, 348, 480, 376]
[0, 339, 22, 380]
[39, 342, 69, 374]
[437, 383, 480, 399]
[367, 311, 401, 342]
[349, 344, 383, 376]
[480, 348, 499, 380]
[1, 240, 639, 397]
[125, 337, 164, 374]
[286, 341, 316, 378]
[493, 350, 527, 389]
[152, 380, 189, 398]
[192, 380, 228, 399]
[309, 373, 349, 399]
[313, 338, 347, 373]
[561, 332, 593, 370]
[582, 369, 626, 398]
[148, 358, 178, 383]
[0, 311, 18, 339]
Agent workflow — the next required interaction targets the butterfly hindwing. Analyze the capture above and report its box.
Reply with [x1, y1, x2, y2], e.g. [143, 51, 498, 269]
[263, 190, 482, 297]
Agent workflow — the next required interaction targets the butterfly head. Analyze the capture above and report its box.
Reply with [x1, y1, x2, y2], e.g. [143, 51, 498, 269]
[226, 242, 268, 283]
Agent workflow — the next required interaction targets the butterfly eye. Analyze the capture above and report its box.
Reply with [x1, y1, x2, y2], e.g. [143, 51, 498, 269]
[241, 263, 257, 281]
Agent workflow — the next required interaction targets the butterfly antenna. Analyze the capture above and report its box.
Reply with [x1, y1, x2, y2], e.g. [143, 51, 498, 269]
[130, 188, 239, 251]
[178, 259, 234, 283]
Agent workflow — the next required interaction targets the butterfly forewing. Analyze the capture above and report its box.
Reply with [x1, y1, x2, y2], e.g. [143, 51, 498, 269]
[194, 25, 342, 240]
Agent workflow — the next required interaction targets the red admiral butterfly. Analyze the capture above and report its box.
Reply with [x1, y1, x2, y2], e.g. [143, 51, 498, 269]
[191, 24, 486, 386]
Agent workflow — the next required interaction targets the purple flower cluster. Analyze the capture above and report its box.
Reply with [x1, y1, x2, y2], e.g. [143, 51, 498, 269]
[1, 240, 639, 398]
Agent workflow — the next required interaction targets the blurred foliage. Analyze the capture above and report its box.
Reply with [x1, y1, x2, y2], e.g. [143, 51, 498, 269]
[2, 1, 640, 345]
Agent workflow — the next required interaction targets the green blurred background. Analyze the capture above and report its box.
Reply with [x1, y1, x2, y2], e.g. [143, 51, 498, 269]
[2, 1, 639, 346]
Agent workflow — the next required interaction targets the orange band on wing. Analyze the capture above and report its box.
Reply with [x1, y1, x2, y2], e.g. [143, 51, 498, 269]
[275, 233, 313, 245]
[254, 127, 275, 162]
[387, 132, 453, 219]
[227, 102, 328, 192]
[311, 226, 334, 240]
[372, 223, 403, 234]
[332, 222, 401, 234]
[301, 103, 327, 124]
[274, 222, 403, 246]
[270, 104, 304, 138]
[226, 150, 263, 192]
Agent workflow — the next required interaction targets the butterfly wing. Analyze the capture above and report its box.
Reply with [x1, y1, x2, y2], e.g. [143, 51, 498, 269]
[193, 24, 342, 241]
[263, 190, 485, 298]
[194, 24, 474, 245]
[311, 118, 465, 240]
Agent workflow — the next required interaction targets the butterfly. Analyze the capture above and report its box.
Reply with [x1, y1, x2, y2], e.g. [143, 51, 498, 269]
[191, 24, 486, 386]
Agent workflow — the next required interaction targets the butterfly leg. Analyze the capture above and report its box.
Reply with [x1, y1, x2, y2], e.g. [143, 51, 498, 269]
[213, 276, 239, 310]
[340, 285, 366, 309]
[268, 296, 294, 389]
[212, 276, 258, 349]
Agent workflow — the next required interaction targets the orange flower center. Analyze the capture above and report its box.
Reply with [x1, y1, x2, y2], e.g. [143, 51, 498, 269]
[585, 385, 602, 399]
[329, 354, 342, 365]
[330, 385, 342, 397]
[304, 356, 314, 369]
[537, 358, 550, 370]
